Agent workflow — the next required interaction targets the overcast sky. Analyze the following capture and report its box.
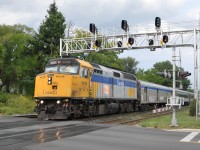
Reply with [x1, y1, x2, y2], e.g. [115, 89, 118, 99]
[0, 0, 200, 88]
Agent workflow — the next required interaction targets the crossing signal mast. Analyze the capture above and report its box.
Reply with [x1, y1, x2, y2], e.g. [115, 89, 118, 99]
[60, 17, 200, 121]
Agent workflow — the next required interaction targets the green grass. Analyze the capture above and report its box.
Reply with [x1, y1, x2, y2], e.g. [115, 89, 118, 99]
[139, 109, 200, 129]
[0, 95, 35, 115]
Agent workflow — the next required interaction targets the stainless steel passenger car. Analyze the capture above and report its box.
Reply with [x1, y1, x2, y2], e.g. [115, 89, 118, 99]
[140, 80, 193, 109]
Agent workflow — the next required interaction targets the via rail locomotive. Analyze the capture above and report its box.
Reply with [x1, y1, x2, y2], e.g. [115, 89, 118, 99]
[34, 58, 193, 119]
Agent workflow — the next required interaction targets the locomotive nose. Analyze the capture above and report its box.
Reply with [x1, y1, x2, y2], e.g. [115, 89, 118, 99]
[34, 73, 72, 98]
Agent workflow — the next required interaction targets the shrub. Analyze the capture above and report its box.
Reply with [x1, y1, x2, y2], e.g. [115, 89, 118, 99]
[0, 92, 9, 104]
[189, 99, 196, 116]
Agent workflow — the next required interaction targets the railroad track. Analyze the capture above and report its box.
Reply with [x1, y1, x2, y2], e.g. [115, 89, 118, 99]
[14, 114, 37, 118]
[96, 107, 189, 125]
[79, 110, 152, 123]
[13, 106, 188, 125]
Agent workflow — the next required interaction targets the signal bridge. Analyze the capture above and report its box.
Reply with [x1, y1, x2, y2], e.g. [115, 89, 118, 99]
[60, 26, 199, 56]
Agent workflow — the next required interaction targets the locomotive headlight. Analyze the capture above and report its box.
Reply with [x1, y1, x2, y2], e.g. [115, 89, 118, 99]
[57, 100, 61, 104]
[40, 100, 44, 104]
[48, 77, 52, 85]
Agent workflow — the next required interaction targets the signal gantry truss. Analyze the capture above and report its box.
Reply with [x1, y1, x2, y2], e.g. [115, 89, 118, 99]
[60, 28, 200, 56]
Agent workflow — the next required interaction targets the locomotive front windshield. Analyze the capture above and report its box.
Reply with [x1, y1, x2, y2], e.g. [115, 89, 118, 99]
[45, 59, 79, 74]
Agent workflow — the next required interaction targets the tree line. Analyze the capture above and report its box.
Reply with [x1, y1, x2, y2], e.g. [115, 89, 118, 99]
[0, 1, 191, 95]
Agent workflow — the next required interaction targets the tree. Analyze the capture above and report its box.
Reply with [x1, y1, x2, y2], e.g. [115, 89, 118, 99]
[85, 50, 124, 70]
[32, 1, 67, 74]
[0, 24, 37, 94]
[153, 60, 173, 87]
[35, 1, 66, 56]
[120, 57, 139, 74]
[137, 68, 164, 85]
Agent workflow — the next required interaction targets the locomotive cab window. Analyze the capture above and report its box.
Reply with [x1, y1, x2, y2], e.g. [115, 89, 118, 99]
[45, 59, 79, 74]
[45, 66, 58, 72]
[59, 65, 79, 74]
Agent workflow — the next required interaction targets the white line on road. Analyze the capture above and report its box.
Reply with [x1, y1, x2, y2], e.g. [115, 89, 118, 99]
[180, 132, 199, 142]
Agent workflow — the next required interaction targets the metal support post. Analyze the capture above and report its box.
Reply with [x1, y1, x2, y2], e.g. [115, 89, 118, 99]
[194, 28, 199, 120]
[171, 46, 178, 126]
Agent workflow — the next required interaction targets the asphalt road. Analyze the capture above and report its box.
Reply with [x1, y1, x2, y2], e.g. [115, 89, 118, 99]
[0, 116, 200, 150]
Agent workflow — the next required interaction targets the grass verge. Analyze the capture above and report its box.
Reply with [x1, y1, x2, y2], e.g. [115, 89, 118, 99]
[0, 94, 35, 115]
[138, 109, 200, 129]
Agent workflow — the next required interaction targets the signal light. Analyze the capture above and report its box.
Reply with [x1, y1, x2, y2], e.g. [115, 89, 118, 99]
[155, 17, 161, 28]
[178, 71, 191, 79]
[117, 41, 122, 47]
[162, 35, 168, 43]
[95, 40, 101, 47]
[121, 20, 128, 31]
[128, 37, 134, 45]
[149, 39, 154, 46]
[48, 77, 52, 85]
[149, 39, 155, 51]
[89, 23, 96, 34]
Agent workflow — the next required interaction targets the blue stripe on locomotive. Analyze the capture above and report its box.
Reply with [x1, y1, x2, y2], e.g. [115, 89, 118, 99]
[91, 74, 137, 87]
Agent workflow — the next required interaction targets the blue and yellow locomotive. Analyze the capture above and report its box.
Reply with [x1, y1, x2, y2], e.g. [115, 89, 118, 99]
[34, 58, 140, 119]
[34, 58, 193, 119]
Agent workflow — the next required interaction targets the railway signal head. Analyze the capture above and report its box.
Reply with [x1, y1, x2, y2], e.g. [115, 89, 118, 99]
[95, 40, 101, 47]
[149, 39, 155, 51]
[178, 71, 191, 79]
[89, 23, 96, 34]
[155, 17, 161, 28]
[162, 35, 168, 43]
[149, 39, 154, 46]
[128, 37, 134, 45]
[121, 20, 128, 31]
[117, 41, 122, 47]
